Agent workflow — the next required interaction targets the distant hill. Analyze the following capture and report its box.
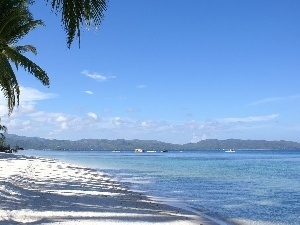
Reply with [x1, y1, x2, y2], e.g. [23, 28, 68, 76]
[4, 133, 300, 150]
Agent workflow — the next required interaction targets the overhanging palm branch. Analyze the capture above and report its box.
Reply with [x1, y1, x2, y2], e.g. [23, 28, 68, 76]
[47, 0, 107, 48]
[0, 0, 49, 114]
[25, 0, 107, 48]
[0, 54, 19, 113]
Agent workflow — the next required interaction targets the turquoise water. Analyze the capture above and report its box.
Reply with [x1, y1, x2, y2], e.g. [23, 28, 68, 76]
[19, 150, 300, 225]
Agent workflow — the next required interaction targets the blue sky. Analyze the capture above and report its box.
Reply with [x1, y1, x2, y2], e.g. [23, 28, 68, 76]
[1, 0, 300, 144]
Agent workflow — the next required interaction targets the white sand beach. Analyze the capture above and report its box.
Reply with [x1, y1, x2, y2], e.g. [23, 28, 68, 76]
[0, 153, 218, 225]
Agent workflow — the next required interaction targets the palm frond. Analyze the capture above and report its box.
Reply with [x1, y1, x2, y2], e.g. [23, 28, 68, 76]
[5, 46, 49, 87]
[47, 0, 107, 48]
[15, 45, 37, 55]
[0, 1, 44, 45]
[0, 0, 48, 114]
[0, 54, 19, 114]
[0, 124, 7, 133]
[9, 19, 44, 44]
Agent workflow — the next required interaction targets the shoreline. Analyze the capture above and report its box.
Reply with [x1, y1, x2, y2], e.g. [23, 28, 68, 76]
[0, 153, 219, 224]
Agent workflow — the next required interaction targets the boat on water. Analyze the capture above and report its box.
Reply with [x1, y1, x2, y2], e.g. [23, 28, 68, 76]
[135, 148, 144, 153]
[225, 149, 235, 153]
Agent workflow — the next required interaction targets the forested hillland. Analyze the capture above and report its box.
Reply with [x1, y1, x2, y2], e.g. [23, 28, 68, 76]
[4, 134, 300, 151]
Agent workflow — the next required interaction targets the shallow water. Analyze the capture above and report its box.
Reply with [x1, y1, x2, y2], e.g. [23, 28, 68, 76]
[19, 149, 300, 225]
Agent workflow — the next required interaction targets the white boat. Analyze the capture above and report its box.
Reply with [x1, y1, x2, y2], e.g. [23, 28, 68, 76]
[225, 149, 235, 153]
[135, 148, 144, 153]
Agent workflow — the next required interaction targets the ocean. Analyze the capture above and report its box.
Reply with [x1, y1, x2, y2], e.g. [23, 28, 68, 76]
[18, 149, 300, 225]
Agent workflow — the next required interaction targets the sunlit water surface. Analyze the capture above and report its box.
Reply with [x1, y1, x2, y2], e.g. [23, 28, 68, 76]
[19, 150, 300, 225]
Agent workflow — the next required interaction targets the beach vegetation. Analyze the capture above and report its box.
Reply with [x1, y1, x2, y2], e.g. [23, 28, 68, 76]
[0, 123, 10, 152]
[0, 123, 7, 143]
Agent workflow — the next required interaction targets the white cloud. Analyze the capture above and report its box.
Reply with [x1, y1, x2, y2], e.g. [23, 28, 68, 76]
[0, 86, 56, 105]
[249, 97, 283, 106]
[190, 133, 208, 143]
[0, 86, 285, 144]
[127, 107, 139, 113]
[61, 122, 68, 129]
[113, 117, 123, 126]
[185, 120, 197, 128]
[0, 86, 56, 117]
[1, 111, 284, 144]
[87, 112, 98, 120]
[223, 114, 279, 123]
[249, 94, 300, 106]
[19, 86, 57, 102]
[137, 84, 146, 89]
[56, 115, 67, 122]
[102, 108, 111, 114]
[0, 105, 8, 117]
[141, 120, 153, 128]
[82, 70, 116, 81]
[84, 91, 93, 95]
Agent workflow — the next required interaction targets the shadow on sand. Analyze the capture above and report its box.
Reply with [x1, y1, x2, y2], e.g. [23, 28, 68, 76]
[0, 154, 214, 224]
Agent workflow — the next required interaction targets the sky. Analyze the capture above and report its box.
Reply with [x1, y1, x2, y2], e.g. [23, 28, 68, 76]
[1, 0, 300, 144]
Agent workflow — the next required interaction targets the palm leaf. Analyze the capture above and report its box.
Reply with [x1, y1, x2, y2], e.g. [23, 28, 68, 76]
[47, 0, 107, 48]
[15, 45, 37, 55]
[0, 0, 49, 113]
[0, 123, 7, 133]
[0, 2, 44, 45]
[5, 46, 49, 87]
[0, 54, 19, 114]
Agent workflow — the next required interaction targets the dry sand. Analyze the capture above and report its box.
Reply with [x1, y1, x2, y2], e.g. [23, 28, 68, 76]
[0, 153, 218, 224]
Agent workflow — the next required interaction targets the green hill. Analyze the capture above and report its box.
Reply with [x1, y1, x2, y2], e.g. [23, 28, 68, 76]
[5, 134, 300, 150]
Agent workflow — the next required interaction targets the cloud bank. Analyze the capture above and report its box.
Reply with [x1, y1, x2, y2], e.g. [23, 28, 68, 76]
[0, 87, 283, 144]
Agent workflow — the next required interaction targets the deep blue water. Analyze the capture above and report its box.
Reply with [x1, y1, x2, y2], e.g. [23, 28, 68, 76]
[18, 149, 300, 225]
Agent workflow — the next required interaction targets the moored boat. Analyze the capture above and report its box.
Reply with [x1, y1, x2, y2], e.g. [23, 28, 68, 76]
[225, 149, 235, 153]
[135, 148, 144, 153]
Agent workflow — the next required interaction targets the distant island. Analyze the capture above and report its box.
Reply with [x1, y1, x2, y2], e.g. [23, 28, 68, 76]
[4, 133, 300, 151]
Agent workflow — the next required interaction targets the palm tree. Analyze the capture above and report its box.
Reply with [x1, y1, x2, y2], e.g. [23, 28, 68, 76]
[0, 0, 106, 140]
[0, 123, 7, 150]
[0, 0, 49, 114]
[0, 0, 107, 112]
[0, 0, 107, 113]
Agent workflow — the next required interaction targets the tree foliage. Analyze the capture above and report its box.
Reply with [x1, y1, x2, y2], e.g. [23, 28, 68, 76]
[0, 121, 7, 150]
[5, 134, 300, 150]
[0, 0, 49, 114]
[37, 0, 107, 48]
[0, 0, 107, 114]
